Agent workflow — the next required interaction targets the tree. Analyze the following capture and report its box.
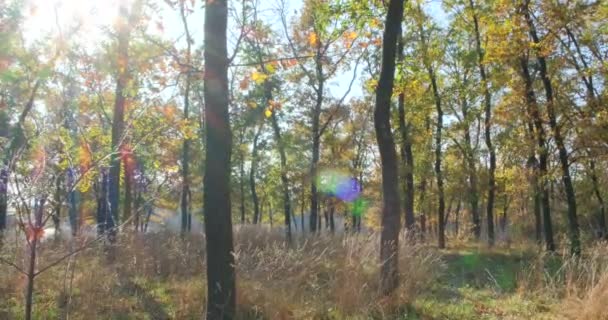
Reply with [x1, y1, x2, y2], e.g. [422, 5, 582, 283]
[468, 0, 496, 246]
[521, 0, 580, 255]
[203, 0, 236, 318]
[374, 0, 404, 295]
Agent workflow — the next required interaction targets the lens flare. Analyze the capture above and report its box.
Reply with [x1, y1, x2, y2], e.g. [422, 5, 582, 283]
[316, 169, 361, 202]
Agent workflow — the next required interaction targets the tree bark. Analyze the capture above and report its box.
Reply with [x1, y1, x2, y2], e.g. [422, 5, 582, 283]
[416, 13, 445, 249]
[203, 0, 236, 317]
[468, 0, 496, 246]
[589, 160, 607, 239]
[523, 1, 580, 255]
[250, 124, 262, 225]
[374, 0, 404, 295]
[109, 4, 131, 234]
[519, 55, 555, 251]
[310, 57, 323, 233]
[397, 40, 416, 235]
[180, 0, 192, 234]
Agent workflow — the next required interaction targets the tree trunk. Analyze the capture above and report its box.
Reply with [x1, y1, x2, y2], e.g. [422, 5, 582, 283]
[268, 87, 292, 241]
[310, 89, 323, 232]
[239, 142, 245, 224]
[589, 160, 607, 239]
[203, 0, 236, 317]
[180, 0, 192, 234]
[468, 0, 496, 246]
[109, 4, 131, 234]
[523, 2, 580, 255]
[123, 163, 132, 227]
[416, 8, 445, 249]
[519, 55, 555, 252]
[25, 199, 45, 320]
[374, 0, 404, 295]
[66, 168, 79, 236]
[397, 39, 416, 235]
[53, 174, 62, 238]
[462, 106, 481, 240]
[250, 124, 262, 225]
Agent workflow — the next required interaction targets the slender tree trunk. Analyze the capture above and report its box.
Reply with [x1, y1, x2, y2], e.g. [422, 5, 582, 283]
[239, 144, 246, 224]
[180, 0, 192, 234]
[519, 55, 555, 252]
[250, 124, 262, 225]
[310, 80, 323, 233]
[203, 0, 236, 317]
[53, 174, 62, 238]
[109, 4, 131, 236]
[397, 40, 416, 235]
[469, 0, 496, 246]
[416, 8, 445, 249]
[589, 160, 607, 239]
[268, 90, 292, 241]
[123, 164, 132, 227]
[374, 0, 404, 295]
[25, 199, 45, 320]
[67, 168, 79, 236]
[463, 110, 481, 240]
[431, 72, 446, 249]
[524, 2, 580, 255]
[300, 184, 305, 232]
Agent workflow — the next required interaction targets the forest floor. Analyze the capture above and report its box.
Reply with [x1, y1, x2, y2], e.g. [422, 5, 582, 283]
[409, 247, 557, 319]
[1, 230, 606, 319]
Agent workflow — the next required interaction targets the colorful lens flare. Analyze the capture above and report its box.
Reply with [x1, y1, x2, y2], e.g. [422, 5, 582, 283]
[316, 169, 361, 202]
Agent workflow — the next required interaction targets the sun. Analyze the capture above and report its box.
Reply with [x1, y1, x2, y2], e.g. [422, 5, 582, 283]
[22, 0, 124, 46]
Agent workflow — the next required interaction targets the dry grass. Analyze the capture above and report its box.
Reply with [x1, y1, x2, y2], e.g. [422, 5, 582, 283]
[0, 228, 443, 319]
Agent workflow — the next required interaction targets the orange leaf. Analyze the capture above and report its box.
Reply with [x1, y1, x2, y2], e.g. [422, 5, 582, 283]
[26, 224, 45, 242]
[308, 32, 318, 46]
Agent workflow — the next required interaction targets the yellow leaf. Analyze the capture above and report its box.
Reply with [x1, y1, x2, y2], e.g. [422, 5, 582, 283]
[251, 71, 268, 84]
[346, 31, 357, 41]
[308, 32, 318, 46]
[248, 101, 257, 109]
[265, 108, 272, 118]
[265, 63, 276, 74]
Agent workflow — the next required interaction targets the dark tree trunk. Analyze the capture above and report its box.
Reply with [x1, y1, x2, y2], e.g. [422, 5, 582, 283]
[239, 142, 245, 224]
[53, 174, 62, 238]
[180, 0, 192, 234]
[454, 199, 461, 236]
[309, 31, 327, 234]
[416, 8, 445, 249]
[109, 4, 131, 233]
[96, 170, 114, 237]
[25, 199, 45, 320]
[589, 160, 607, 239]
[519, 55, 555, 252]
[419, 177, 427, 238]
[300, 184, 305, 232]
[523, 2, 580, 255]
[250, 124, 262, 225]
[329, 202, 335, 233]
[374, 0, 404, 295]
[397, 40, 416, 235]
[123, 163, 132, 226]
[463, 108, 481, 240]
[203, 0, 236, 317]
[469, 0, 496, 246]
[268, 89, 292, 241]
[67, 168, 79, 236]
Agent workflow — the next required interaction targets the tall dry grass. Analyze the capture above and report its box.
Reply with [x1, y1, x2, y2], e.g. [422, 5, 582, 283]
[0, 227, 443, 319]
[517, 243, 608, 319]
